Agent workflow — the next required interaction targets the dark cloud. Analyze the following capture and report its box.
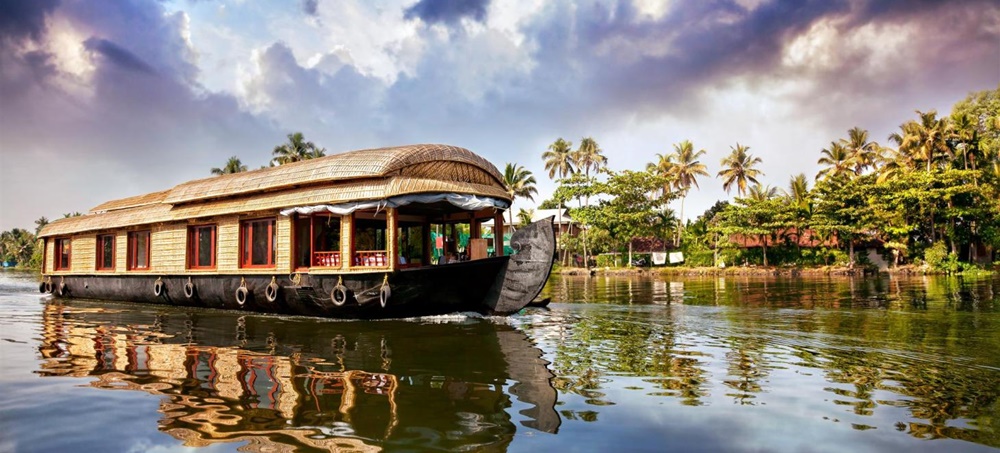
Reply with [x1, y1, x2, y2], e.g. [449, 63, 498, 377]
[0, 0, 59, 43]
[83, 38, 156, 75]
[404, 0, 489, 25]
[302, 0, 318, 16]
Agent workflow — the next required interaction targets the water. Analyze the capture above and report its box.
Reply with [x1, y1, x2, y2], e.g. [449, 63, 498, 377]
[1, 270, 999, 452]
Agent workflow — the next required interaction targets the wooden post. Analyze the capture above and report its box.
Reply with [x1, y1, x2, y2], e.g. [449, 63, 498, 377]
[342, 214, 353, 269]
[387, 208, 398, 270]
[494, 212, 505, 256]
[422, 220, 432, 266]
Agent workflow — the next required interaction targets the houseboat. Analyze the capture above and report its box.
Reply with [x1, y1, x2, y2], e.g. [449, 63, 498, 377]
[37, 144, 555, 318]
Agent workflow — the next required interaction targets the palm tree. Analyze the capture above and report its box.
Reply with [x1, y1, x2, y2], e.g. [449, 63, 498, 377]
[748, 183, 778, 201]
[890, 110, 950, 172]
[783, 174, 810, 209]
[574, 137, 607, 177]
[517, 208, 535, 226]
[542, 138, 576, 265]
[815, 141, 853, 181]
[574, 137, 606, 269]
[646, 153, 674, 198]
[34, 217, 49, 236]
[272, 132, 326, 165]
[843, 127, 878, 175]
[717, 143, 763, 197]
[669, 140, 709, 246]
[211, 156, 248, 175]
[502, 163, 538, 227]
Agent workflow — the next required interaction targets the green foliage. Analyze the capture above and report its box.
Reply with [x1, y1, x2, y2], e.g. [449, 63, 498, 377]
[924, 243, 948, 270]
[0, 228, 38, 268]
[573, 169, 673, 251]
[595, 254, 619, 268]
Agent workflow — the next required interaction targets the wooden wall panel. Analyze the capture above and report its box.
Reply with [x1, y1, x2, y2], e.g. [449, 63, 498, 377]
[115, 232, 127, 272]
[151, 224, 186, 272]
[217, 216, 240, 272]
[276, 216, 291, 273]
[45, 238, 54, 273]
[71, 235, 96, 272]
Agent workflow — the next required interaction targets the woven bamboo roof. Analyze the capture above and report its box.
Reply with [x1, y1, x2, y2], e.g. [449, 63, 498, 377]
[39, 144, 510, 238]
[164, 144, 503, 205]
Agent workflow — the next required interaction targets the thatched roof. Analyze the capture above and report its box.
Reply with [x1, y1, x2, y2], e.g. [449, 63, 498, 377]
[40, 144, 509, 237]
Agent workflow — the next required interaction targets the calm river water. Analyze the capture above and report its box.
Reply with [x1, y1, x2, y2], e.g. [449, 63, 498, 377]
[1, 270, 999, 452]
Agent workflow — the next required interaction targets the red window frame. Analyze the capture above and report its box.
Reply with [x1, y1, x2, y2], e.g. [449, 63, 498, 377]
[240, 218, 276, 268]
[127, 230, 151, 271]
[96, 234, 115, 271]
[187, 224, 217, 270]
[55, 238, 71, 271]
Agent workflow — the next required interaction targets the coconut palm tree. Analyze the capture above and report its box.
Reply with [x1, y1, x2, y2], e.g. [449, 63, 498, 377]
[272, 132, 326, 165]
[517, 208, 535, 227]
[843, 127, 878, 175]
[34, 217, 49, 236]
[542, 138, 576, 264]
[211, 156, 248, 175]
[815, 141, 853, 181]
[748, 183, 778, 201]
[717, 143, 763, 197]
[890, 110, 951, 172]
[574, 137, 606, 268]
[574, 137, 607, 177]
[646, 153, 674, 198]
[502, 163, 538, 227]
[783, 174, 810, 207]
[669, 140, 709, 245]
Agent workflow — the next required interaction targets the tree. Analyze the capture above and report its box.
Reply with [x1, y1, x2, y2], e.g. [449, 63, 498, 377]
[34, 216, 49, 236]
[517, 208, 535, 226]
[784, 174, 810, 209]
[502, 163, 538, 227]
[211, 156, 248, 175]
[712, 197, 794, 267]
[889, 110, 951, 172]
[816, 141, 853, 182]
[718, 143, 763, 197]
[574, 170, 673, 266]
[0, 228, 36, 266]
[542, 138, 576, 264]
[669, 140, 710, 246]
[843, 127, 878, 175]
[812, 175, 878, 266]
[747, 183, 778, 201]
[272, 132, 326, 165]
[574, 137, 608, 268]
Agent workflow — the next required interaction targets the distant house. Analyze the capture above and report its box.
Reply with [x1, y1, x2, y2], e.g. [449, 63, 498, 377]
[629, 237, 674, 253]
[727, 228, 840, 248]
[483, 208, 579, 240]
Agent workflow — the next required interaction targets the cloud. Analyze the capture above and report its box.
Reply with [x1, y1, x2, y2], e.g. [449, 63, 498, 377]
[83, 37, 156, 74]
[404, 0, 490, 25]
[0, 0, 60, 43]
[302, 0, 318, 16]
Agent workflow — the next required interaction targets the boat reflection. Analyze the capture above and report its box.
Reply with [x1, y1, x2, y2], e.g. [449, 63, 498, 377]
[37, 300, 559, 451]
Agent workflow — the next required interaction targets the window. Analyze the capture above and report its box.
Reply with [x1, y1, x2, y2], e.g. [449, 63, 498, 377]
[127, 230, 151, 270]
[240, 218, 276, 268]
[353, 213, 387, 266]
[55, 238, 71, 271]
[295, 215, 341, 268]
[96, 234, 115, 270]
[187, 225, 216, 269]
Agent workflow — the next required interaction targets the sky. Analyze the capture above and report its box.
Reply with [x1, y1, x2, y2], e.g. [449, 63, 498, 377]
[1, 0, 998, 231]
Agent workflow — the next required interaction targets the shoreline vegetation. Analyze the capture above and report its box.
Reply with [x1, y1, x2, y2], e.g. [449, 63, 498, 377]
[557, 264, 994, 277]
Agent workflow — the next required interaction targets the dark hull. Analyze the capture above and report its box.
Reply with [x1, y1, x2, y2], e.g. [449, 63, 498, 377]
[43, 256, 512, 319]
[41, 217, 556, 319]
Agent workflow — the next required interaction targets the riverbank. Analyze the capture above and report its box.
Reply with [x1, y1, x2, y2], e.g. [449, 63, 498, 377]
[558, 264, 993, 277]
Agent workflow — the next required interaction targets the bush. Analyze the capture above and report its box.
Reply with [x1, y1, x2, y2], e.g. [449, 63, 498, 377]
[923, 243, 948, 270]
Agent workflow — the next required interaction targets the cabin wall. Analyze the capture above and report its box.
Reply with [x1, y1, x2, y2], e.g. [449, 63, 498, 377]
[217, 216, 239, 272]
[45, 238, 54, 272]
[71, 235, 96, 272]
[115, 232, 128, 271]
[151, 224, 186, 272]
[276, 216, 291, 273]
